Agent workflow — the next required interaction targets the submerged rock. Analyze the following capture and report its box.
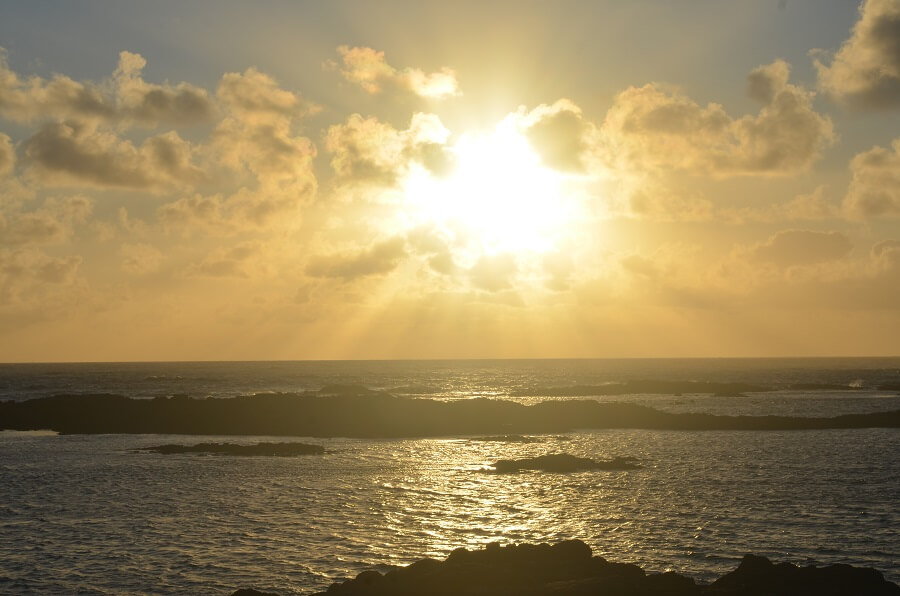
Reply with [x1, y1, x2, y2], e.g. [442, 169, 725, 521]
[135, 441, 325, 456]
[487, 453, 641, 473]
[284, 541, 900, 596]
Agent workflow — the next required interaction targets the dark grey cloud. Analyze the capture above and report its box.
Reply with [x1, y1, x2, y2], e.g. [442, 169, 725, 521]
[0, 48, 212, 127]
[216, 67, 311, 121]
[0, 133, 12, 176]
[24, 122, 201, 189]
[843, 137, 900, 217]
[815, 0, 900, 109]
[114, 51, 212, 126]
[524, 101, 589, 172]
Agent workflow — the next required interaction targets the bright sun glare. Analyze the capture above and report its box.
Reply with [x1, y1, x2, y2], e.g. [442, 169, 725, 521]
[402, 119, 574, 258]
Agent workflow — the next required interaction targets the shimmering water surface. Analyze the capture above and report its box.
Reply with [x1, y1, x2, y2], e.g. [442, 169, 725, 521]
[1, 359, 899, 594]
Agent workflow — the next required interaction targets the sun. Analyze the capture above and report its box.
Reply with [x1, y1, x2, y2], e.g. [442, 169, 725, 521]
[401, 118, 575, 258]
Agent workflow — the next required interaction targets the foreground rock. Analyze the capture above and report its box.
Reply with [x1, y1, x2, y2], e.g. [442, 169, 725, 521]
[709, 553, 900, 595]
[488, 453, 641, 473]
[232, 540, 897, 596]
[135, 441, 324, 456]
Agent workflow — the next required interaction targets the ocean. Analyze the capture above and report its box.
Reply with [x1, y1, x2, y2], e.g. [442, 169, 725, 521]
[1, 358, 899, 594]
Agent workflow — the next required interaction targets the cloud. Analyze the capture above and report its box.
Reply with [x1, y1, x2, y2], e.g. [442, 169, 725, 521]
[325, 112, 450, 185]
[746, 59, 791, 104]
[522, 99, 592, 172]
[212, 69, 317, 187]
[187, 241, 264, 278]
[406, 225, 459, 275]
[332, 46, 460, 98]
[214, 116, 316, 185]
[711, 186, 840, 224]
[306, 237, 407, 279]
[843, 137, 900, 217]
[217, 67, 314, 123]
[158, 193, 227, 230]
[0, 48, 115, 123]
[159, 184, 310, 233]
[778, 186, 840, 221]
[0, 248, 82, 305]
[750, 229, 852, 266]
[628, 188, 714, 222]
[120, 242, 163, 275]
[0, 47, 211, 127]
[3, 49, 318, 209]
[113, 51, 212, 126]
[0, 195, 92, 247]
[0, 133, 13, 176]
[603, 60, 834, 176]
[23, 121, 203, 189]
[871, 239, 900, 273]
[872, 239, 900, 258]
[814, 0, 900, 109]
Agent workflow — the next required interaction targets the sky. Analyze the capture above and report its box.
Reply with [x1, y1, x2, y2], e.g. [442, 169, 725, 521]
[1, 0, 899, 361]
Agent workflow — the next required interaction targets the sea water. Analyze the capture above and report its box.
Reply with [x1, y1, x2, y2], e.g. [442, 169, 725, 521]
[1, 359, 899, 594]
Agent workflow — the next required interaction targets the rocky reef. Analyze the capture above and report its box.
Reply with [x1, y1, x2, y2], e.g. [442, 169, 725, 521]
[233, 540, 900, 596]
[487, 453, 641, 473]
[3, 391, 900, 437]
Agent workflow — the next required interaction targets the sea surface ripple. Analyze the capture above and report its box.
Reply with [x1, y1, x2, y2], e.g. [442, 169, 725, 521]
[1, 428, 898, 594]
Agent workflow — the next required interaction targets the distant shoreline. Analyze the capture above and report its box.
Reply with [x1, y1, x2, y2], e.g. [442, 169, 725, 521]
[3, 389, 899, 437]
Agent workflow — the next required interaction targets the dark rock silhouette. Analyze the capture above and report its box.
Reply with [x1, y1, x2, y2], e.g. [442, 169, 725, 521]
[232, 589, 280, 596]
[134, 441, 324, 456]
[2, 392, 900, 437]
[272, 540, 899, 596]
[488, 453, 641, 473]
[708, 553, 900, 595]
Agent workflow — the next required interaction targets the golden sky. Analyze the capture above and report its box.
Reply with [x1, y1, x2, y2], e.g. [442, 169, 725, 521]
[1, 0, 900, 361]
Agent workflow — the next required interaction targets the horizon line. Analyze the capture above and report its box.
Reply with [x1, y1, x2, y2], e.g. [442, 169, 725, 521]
[2, 355, 900, 366]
